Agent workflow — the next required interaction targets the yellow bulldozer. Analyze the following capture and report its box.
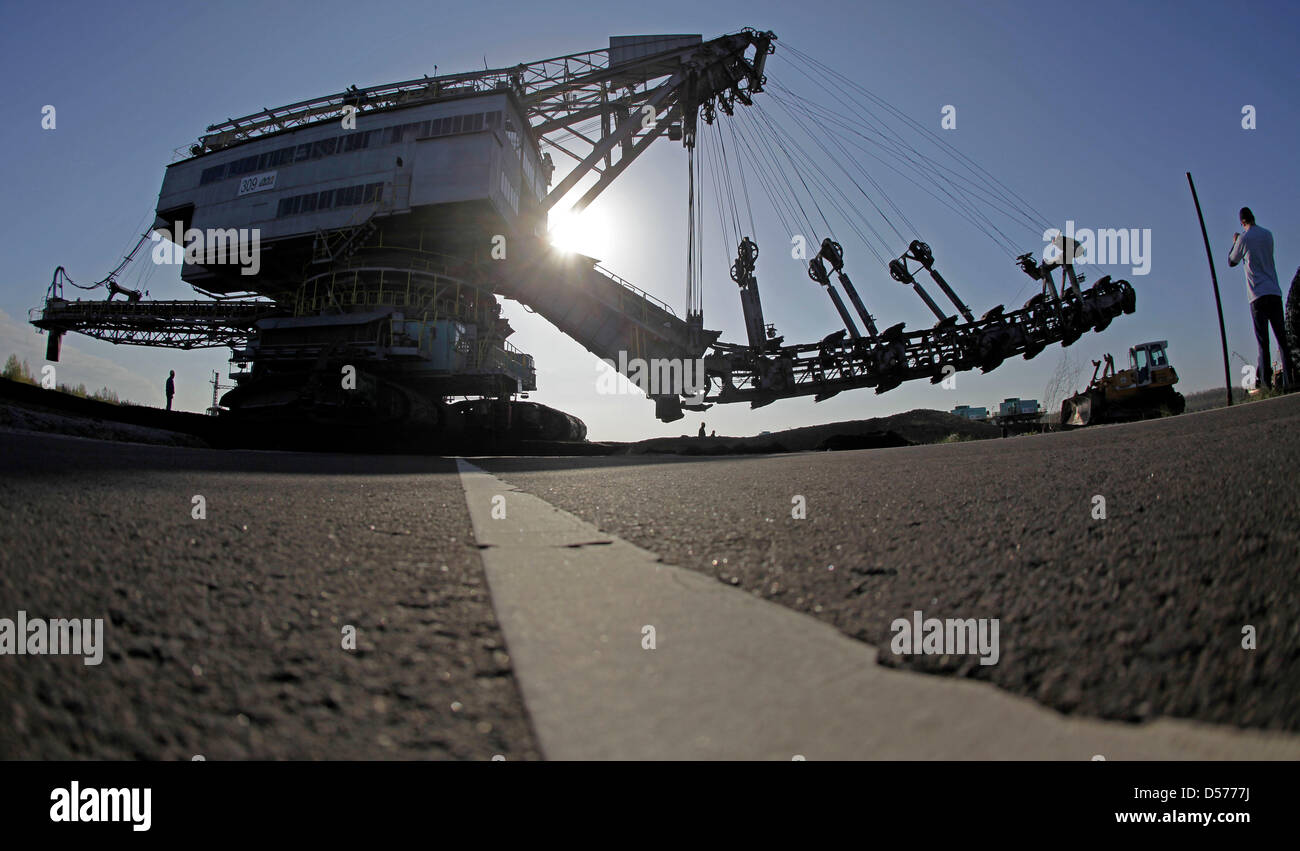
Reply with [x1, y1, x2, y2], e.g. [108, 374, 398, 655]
[1060, 340, 1184, 427]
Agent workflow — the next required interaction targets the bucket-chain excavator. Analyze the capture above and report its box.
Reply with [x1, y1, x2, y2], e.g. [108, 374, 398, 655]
[30, 28, 1134, 440]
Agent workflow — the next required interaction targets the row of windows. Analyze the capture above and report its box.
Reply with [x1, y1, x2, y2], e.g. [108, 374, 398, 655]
[276, 182, 384, 218]
[202, 111, 505, 186]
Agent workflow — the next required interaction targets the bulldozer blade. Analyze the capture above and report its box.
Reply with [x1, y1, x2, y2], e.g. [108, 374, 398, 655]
[1060, 391, 1097, 427]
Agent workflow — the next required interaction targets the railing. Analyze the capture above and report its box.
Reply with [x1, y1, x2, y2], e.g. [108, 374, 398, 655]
[294, 264, 485, 322]
[591, 263, 678, 316]
[469, 336, 535, 383]
[31, 298, 280, 349]
[37, 298, 275, 323]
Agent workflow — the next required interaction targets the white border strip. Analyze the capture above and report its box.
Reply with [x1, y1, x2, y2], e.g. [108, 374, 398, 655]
[457, 459, 1300, 760]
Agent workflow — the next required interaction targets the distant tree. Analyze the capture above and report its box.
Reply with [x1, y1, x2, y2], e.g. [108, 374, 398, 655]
[2, 354, 36, 385]
[1042, 349, 1085, 418]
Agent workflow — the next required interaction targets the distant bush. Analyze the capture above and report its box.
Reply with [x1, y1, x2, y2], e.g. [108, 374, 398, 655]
[2, 352, 123, 405]
[1183, 386, 1248, 413]
[55, 383, 123, 405]
[1244, 386, 1286, 402]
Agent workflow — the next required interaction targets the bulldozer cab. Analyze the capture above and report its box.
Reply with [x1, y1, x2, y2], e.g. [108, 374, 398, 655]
[1129, 341, 1169, 387]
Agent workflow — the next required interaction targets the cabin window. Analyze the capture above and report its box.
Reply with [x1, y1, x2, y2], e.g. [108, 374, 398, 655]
[312, 137, 337, 158]
[276, 195, 303, 218]
[202, 106, 504, 185]
[227, 155, 259, 176]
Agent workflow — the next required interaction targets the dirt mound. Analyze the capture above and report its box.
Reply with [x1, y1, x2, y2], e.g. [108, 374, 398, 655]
[0, 378, 210, 447]
[620, 409, 997, 455]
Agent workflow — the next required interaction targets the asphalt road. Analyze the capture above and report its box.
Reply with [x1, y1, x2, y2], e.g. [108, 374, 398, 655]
[474, 394, 1300, 733]
[0, 438, 539, 760]
[1, 392, 1297, 759]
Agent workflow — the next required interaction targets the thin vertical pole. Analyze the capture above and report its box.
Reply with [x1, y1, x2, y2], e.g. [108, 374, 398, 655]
[1186, 172, 1233, 407]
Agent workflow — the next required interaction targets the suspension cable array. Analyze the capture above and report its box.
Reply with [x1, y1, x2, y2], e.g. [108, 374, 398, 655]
[681, 36, 1136, 410]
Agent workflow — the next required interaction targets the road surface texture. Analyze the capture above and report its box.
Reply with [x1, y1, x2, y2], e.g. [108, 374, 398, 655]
[473, 393, 1300, 734]
[0, 437, 539, 760]
[0, 392, 1296, 759]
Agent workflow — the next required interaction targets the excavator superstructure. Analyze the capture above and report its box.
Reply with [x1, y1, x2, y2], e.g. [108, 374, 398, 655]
[31, 28, 1135, 440]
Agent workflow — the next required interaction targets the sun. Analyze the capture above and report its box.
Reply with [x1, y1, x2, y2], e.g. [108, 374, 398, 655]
[547, 205, 611, 258]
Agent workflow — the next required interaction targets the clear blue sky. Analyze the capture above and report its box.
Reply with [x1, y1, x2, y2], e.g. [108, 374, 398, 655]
[2, 0, 1296, 439]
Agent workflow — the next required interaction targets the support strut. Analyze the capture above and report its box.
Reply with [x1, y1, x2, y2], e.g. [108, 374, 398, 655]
[889, 256, 949, 322]
[890, 240, 974, 323]
[731, 237, 770, 350]
[907, 240, 973, 322]
[808, 256, 860, 339]
[818, 239, 878, 339]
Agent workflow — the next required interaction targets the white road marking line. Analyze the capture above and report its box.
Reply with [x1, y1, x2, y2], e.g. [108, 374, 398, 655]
[457, 458, 1300, 760]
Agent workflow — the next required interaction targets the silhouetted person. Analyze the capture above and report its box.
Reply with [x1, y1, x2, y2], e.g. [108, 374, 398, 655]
[698, 421, 706, 438]
[1287, 267, 1300, 387]
[165, 370, 175, 411]
[1230, 207, 1292, 390]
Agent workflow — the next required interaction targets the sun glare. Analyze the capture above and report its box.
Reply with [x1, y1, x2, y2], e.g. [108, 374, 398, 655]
[547, 206, 610, 258]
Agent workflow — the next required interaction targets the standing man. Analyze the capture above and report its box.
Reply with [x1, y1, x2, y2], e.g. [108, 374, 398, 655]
[165, 370, 175, 411]
[1229, 207, 1292, 390]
